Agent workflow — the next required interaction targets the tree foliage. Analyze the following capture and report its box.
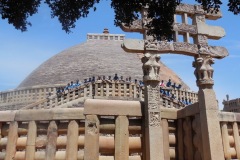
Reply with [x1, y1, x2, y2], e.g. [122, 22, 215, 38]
[0, 0, 239, 40]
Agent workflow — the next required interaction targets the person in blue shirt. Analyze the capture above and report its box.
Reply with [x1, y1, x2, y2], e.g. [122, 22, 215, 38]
[64, 83, 71, 91]
[166, 90, 171, 97]
[135, 79, 138, 84]
[139, 80, 144, 87]
[74, 80, 81, 87]
[69, 81, 74, 90]
[172, 82, 177, 89]
[171, 94, 175, 99]
[176, 84, 182, 89]
[188, 99, 192, 105]
[92, 76, 95, 82]
[129, 76, 132, 82]
[113, 73, 119, 81]
[56, 87, 62, 97]
[181, 97, 186, 105]
[166, 79, 172, 87]
[160, 88, 164, 94]
[88, 77, 92, 83]
[185, 98, 189, 105]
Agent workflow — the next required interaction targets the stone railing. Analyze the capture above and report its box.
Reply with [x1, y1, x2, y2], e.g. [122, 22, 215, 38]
[21, 82, 198, 110]
[0, 100, 144, 160]
[0, 81, 198, 110]
[164, 102, 202, 160]
[0, 98, 234, 159]
[0, 99, 184, 160]
[0, 86, 57, 110]
[218, 112, 240, 159]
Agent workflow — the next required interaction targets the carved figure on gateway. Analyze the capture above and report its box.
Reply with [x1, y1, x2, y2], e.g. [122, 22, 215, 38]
[141, 53, 161, 82]
[193, 46, 215, 86]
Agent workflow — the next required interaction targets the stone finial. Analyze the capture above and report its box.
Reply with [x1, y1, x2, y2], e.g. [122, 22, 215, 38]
[103, 28, 109, 34]
[193, 54, 214, 88]
[142, 53, 161, 82]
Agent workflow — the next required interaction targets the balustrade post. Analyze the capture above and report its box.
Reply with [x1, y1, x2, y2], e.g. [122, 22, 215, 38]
[106, 83, 109, 97]
[25, 121, 37, 160]
[129, 84, 133, 97]
[84, 115, 100, 160]
[66, 91, 70, 102]
[84, 87, 87, 97]
[45, 121, 58, 160]
[139, 86, 143, 101]
[66, 120, 79, 160]
[112, 83, 115, 97]
[115, 116, 129, 160]
[123, 83, 127, 97]
[133, 85, 137, 98]
[233, 122, 240, 158]
[118, 83, 121, 97]
[5, 121, 18, 160]
[100, 83, 103, 97]
[72, 90, 76, 100]
[89, 83, 93, 98]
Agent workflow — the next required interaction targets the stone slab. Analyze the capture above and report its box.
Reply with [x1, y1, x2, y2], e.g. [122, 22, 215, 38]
[84, 99, 142, 116]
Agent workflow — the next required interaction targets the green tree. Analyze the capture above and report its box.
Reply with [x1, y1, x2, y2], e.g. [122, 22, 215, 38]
[0, 0, 239, 41]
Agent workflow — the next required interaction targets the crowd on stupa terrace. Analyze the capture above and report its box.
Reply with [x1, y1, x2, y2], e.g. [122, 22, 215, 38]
[159, 79, 193, 105]
[56, 74, 144, 95]
[56, 74, 193, 106]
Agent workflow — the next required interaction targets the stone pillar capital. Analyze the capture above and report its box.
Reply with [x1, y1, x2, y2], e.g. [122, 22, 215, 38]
[142, 53, 161, 83]
[193, 51, 215, 89]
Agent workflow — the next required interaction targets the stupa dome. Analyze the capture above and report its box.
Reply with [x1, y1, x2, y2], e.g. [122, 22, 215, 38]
[18, 30, 189, 89]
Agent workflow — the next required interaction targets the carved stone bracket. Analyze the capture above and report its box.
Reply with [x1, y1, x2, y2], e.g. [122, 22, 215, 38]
[142, 53, 161, 82]
[193, 47, 215, 88]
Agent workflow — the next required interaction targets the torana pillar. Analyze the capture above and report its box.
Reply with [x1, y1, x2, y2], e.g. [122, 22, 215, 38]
[193, 50, 224, 160]
[142, 53, 164, 160]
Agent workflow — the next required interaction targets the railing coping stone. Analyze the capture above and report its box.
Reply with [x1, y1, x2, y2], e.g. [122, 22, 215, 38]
[0, 108, 84, 122]
[84, 99, 143, 116]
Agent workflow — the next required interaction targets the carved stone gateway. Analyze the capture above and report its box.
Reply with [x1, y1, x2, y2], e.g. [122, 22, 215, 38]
[121, 3, 228, 160]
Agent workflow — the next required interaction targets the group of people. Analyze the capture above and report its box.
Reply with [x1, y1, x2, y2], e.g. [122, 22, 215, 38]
[81, 74, 145, 86]
[159, 79, 193, 106]
[179, 97, 192, 105]
[56, 80, 81, 96]
[55, 76, 192, 106]
[55, 74, 145, 97]
[159, 79, 182, 89]
[160, 89, 192, 106]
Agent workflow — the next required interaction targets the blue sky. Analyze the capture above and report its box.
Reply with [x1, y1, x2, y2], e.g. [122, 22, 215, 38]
[0, 0, 239, 108]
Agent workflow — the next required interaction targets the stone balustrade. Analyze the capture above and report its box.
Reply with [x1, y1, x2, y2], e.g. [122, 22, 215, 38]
[0, 98, 234, 160]
[0, 99, 182, 160]
[0, 101, 144, 160]
[0, 81, 198, 110]
[218, 112, 240, 159]
[0, 86, 57, 110]
[22, 82, 198, 110]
